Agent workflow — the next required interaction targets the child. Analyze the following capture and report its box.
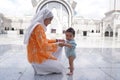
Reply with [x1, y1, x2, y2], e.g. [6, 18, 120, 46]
[63, 27, 77, 75]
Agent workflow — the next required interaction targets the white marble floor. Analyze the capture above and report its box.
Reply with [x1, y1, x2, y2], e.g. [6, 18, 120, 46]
[0, 34, 120, 80]
[0, 44, 120, 80]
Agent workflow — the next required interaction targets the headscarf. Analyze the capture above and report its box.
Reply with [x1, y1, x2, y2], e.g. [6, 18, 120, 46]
[24, 8, 53, 44]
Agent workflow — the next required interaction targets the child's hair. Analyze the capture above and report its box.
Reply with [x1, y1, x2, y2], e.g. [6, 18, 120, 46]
[66, 27, 75, 37]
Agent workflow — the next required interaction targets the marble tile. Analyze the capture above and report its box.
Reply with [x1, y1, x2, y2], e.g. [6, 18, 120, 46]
[0, 45, 120, 80]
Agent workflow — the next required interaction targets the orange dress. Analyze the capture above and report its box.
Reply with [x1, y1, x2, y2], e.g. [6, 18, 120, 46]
[27, 24, 57, 64]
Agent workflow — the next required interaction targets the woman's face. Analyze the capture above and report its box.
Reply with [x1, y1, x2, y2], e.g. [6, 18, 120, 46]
[44, 17, 53, 26]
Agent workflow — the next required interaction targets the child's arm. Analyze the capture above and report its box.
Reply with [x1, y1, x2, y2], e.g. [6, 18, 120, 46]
[63, 43, 72, 48]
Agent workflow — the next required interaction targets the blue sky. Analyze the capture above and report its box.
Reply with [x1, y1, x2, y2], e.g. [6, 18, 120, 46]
[0, 0, 109, 19]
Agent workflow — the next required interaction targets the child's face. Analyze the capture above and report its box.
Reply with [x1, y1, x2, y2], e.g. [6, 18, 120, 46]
[65, 32, 74, 40]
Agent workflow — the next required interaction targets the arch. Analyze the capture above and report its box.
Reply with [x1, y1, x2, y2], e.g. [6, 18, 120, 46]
[110, 31, 113, 37]
[36, 0, 73, 27]
[104, 24, 113, 37]
[105, 31, 109, 37]
[91, 30, 94, 33]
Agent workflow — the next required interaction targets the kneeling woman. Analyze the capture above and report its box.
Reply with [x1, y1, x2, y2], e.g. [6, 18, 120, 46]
[24, 9, 65, 75]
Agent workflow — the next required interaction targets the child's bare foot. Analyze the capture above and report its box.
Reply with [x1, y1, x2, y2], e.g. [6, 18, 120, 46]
[67, 72, 73, 75]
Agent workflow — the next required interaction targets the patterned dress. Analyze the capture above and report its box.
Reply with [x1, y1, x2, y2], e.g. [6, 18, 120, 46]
[27, 24, 57, 64]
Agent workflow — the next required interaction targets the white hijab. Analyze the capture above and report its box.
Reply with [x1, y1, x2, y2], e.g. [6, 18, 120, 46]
[24, 9, 53, 44]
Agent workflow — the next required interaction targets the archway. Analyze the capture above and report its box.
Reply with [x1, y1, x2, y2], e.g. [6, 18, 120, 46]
[104, 25, 113, 37]
[105, 31, 109, 36]
[110, 31, 113, 37]
[36, 0, 73, 34]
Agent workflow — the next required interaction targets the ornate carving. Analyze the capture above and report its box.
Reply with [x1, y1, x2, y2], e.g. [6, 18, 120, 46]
[31, 0, 77, 10]
[31, 0, 39, 7]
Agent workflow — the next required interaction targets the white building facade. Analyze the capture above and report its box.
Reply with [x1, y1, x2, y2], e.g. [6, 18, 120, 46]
[0, 13, 12, 34]
[1, 0, 120, 38]
[102, 0, 120, 37]
[73, 16, 101, 36]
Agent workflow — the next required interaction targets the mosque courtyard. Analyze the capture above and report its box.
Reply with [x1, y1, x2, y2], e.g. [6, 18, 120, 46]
[0, 0, 120, 79]
[0, 34, 120, 80]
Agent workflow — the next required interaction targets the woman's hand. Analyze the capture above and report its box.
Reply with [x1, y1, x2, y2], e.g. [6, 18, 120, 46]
[58, 42, 65, 47]
[56, 39, 65, 43]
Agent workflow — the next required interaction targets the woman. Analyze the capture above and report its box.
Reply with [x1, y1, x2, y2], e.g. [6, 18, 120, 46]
[24, 9, 65, 75]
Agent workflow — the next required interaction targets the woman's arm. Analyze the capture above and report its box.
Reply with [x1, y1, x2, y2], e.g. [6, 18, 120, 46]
[47, 39, 65, 43]
[47, 39, 56, 43]
[34, 25, 57, 52]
